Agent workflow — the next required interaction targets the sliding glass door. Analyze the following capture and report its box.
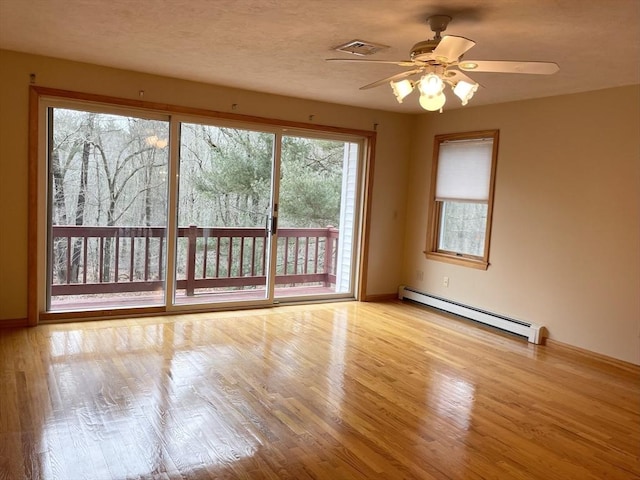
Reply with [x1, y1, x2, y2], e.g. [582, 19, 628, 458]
[275, 135, 360, 299]
[174, 123, 275, 305]
[172, 126, 362, 305]
[42, 101, 364, 314]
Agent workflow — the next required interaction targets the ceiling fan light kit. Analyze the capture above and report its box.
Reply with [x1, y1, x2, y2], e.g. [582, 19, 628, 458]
[415, 72, 447, 112]
[327, 14, 559, 112]
[391, 68, 479, 111]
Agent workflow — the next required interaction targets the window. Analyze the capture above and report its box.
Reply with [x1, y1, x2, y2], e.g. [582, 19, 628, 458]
[426, 130, 499, 269]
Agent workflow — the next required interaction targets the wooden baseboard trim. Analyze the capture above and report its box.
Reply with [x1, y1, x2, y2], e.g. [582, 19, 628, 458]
[363, 293, 398, 302]
[544, 338, 640, 372]
[0, 318, 30, 329]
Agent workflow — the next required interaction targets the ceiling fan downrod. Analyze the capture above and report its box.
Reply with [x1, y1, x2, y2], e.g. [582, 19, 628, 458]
[427, 15, 452, 40]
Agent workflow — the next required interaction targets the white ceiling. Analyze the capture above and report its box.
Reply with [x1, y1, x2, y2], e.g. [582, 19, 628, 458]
[1, 0, 639, 113]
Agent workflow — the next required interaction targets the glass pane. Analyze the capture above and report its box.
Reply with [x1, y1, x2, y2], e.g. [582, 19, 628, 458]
[48, 108, 169, 311]
[175, 124, 274, 304]
[277, 136, 359, 298]
[438, 201, 488, 256]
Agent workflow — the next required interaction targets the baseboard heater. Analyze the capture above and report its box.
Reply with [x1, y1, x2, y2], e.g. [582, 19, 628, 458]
[398, 286, 544, 344]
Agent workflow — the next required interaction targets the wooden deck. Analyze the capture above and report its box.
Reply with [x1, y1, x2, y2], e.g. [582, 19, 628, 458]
[49, 285, 341, 311]
[48, 224, 344, 314]
[1, 301, 638, 479]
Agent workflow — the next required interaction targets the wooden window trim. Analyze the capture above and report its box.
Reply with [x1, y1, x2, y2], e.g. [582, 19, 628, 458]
[28, 86, 377, 324]
[425, 129, 499, 270]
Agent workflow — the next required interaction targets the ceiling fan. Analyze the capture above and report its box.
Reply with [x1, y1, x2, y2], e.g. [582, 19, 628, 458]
[326, 15, 559, 111]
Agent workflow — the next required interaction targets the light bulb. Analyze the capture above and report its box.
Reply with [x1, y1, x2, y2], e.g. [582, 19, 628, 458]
[144, 135, 168, 148]
[418, 73, 444, 96]
[145, 135, 159, 146]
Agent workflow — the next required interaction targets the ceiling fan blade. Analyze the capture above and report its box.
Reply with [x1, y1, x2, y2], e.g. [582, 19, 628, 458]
[447, 69, 481, 87]
[432, 35, 476, 63]
[359, 69, 423, 90]
[326, 58, 416, 67]
[458, 60, 560, 74]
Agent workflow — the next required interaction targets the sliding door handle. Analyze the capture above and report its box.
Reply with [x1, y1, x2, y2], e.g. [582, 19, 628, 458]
[265, 215, 278, 236]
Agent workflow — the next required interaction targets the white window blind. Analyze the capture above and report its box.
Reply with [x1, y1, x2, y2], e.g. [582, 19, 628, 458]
[435, 139, 493, 202]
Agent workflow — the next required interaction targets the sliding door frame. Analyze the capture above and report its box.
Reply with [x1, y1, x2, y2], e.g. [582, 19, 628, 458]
[28, 86, 377, 324]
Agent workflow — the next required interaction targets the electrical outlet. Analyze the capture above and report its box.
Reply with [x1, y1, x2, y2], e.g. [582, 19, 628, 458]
[443, 276, 449, 287]
[416, 270, 424, 281]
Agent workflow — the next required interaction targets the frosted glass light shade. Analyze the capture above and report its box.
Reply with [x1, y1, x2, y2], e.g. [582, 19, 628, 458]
[453, 80, 479, 106]
[419, 92, 446, 111]
[390, 79, 414, 103]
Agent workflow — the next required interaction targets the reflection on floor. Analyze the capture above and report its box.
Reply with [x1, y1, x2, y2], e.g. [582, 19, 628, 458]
[1, 301, 638, 479]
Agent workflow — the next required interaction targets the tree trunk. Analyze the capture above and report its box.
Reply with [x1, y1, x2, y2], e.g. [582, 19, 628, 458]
[70, 138, 91, 282]
[102, 200, 117, 282]
[50, 149, 68, 284]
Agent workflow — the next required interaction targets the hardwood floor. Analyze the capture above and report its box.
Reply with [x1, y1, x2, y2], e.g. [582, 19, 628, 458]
[1, 301, 638, 480]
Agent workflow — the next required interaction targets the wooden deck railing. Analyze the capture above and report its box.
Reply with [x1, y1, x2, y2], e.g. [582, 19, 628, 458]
[50, 225, 338, 297]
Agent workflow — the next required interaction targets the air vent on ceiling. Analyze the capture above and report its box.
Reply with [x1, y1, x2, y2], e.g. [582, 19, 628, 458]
[334, 40, 389, 56]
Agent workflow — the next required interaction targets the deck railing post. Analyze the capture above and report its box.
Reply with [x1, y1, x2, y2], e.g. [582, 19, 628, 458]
[186, 224, 198, 296]
[324, 226, 335, 287]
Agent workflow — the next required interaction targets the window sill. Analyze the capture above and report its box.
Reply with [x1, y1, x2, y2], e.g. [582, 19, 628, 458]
[424, 251, 489, 270]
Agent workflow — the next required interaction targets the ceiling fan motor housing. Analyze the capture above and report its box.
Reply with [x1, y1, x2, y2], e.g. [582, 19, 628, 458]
[411, 15, 452, 62]
[410, 40, 440, 62]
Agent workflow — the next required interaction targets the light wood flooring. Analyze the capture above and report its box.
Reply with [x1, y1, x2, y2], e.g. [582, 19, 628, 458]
[1, 301, 638, 479]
